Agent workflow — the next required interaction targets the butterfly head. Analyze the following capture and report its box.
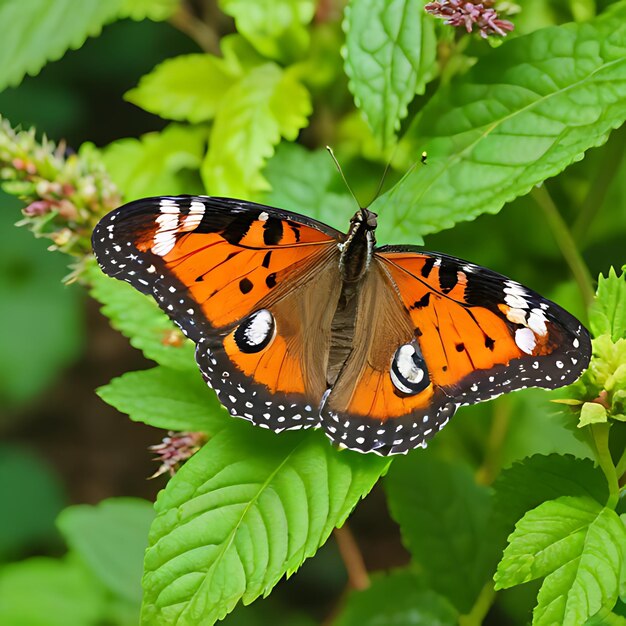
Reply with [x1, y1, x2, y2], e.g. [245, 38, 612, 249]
[354, 208, 378, 231]
[340, 209, 378, 282]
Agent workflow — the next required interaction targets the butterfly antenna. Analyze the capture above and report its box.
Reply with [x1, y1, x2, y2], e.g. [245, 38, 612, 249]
[326, 146, 362, 209]
[362, 141, 405, 209]
[370, 159, 393, 206]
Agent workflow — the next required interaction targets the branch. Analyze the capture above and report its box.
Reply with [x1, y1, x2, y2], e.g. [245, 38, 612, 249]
[169, 1, 221, 55]
[475, 397, 512, 486]
[333, 524, 370, 591]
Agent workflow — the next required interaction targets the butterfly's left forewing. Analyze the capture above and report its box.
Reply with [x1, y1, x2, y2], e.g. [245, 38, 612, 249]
[380, 247, 591, 396]
[92, 196, 343, 431]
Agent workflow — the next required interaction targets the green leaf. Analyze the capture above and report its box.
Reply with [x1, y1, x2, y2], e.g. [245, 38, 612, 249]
[569, 336, 626, 422]
[371, 4, 626, 244]
[622, 515, 626, 602]
[488, 454, 608, 577]
[590, 268, 626, 341]
[88, 263, 195, 371]
[334, 568, 457, 626]
[0, 556, 107, 626]
[262, 142, 354, 230]
[221, 33, 268, 73]
[119, 0, 180, 21]
[125, 54, 240, 123]
[141, 423, 389, 625]
[57, 498, 154, 605]
[495, 496, 626, 626]
[492, 455, 608, 538]
[219, 0, 315, 61]
[384, 454, 492, 612]
[579, 401, 609, 427]
[343, 0, 436, 149]
[202, 64, 311, 197]
[585, 608, 626, 625]
[103, 124, 207, 201]
[0, 445, 65, 560]
[97, 366, 227, 432]
[0, 0, 124, 92]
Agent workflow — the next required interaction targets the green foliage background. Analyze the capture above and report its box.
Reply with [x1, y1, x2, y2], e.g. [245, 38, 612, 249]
[0, 0, 625, 625]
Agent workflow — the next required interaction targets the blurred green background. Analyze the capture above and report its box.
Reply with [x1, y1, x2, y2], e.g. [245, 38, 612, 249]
[0, 3, 625, 625]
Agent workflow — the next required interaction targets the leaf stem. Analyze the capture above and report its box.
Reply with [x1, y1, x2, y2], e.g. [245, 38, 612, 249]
[169, 0, 221, 55]
[459, 580, 496, 626]
[333, 524, 370, 590]
[531, 185, 595, 311]
[590, 423, 620, 509]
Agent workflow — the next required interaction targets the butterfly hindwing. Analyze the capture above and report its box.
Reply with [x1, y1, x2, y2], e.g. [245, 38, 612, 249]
[319, 261, 457, 455]
[92, 195, 342, 431]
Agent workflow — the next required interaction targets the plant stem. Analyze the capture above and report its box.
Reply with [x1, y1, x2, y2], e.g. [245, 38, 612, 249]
[334, 524, 370, 590]
[590, 423, 620, 509]
[572, 124, 626, 245]
[476, 398, 511, 485]
[615, 445, 626, 484]
[459, 581, 496, 626]
[532, 185, 596, 311]
[169, 1, 221, 55]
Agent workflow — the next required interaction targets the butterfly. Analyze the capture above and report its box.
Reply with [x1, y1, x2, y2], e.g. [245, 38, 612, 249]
[92, 196, 591, 455]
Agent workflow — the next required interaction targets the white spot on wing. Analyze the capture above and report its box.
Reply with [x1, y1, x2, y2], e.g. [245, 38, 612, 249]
[527, 309, 548, 336]
[506, 308, 527, 325]
[515, 327, 536, 354]
[153, 204, 180, 256]
[182, 200, 205, 231]
[244, 309, 273, 346]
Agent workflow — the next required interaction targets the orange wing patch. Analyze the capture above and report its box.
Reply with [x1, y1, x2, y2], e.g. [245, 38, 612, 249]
[378, 249, 589, 399]
[380, 252, 525, 387]
[342, 363, 434, 418]
[161, 231, 330, 328]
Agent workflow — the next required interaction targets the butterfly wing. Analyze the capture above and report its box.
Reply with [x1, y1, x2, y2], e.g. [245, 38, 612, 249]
[320, 246, 591, 455]
[92, 195, 343, 431]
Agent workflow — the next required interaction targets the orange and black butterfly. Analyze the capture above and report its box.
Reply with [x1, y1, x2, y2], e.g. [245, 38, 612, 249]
[92, 196, 591, 455]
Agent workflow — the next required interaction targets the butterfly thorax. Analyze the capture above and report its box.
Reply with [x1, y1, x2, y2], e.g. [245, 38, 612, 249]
[338, 209, 377, 283]
[327, 209, 378, 386]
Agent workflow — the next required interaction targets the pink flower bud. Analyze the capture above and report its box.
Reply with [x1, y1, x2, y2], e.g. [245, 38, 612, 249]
[23, 200, 53, 216]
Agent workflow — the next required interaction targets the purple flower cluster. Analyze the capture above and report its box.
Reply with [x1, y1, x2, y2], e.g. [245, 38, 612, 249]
[424, 0, 514, 38]
[149, 431, 207, 477]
